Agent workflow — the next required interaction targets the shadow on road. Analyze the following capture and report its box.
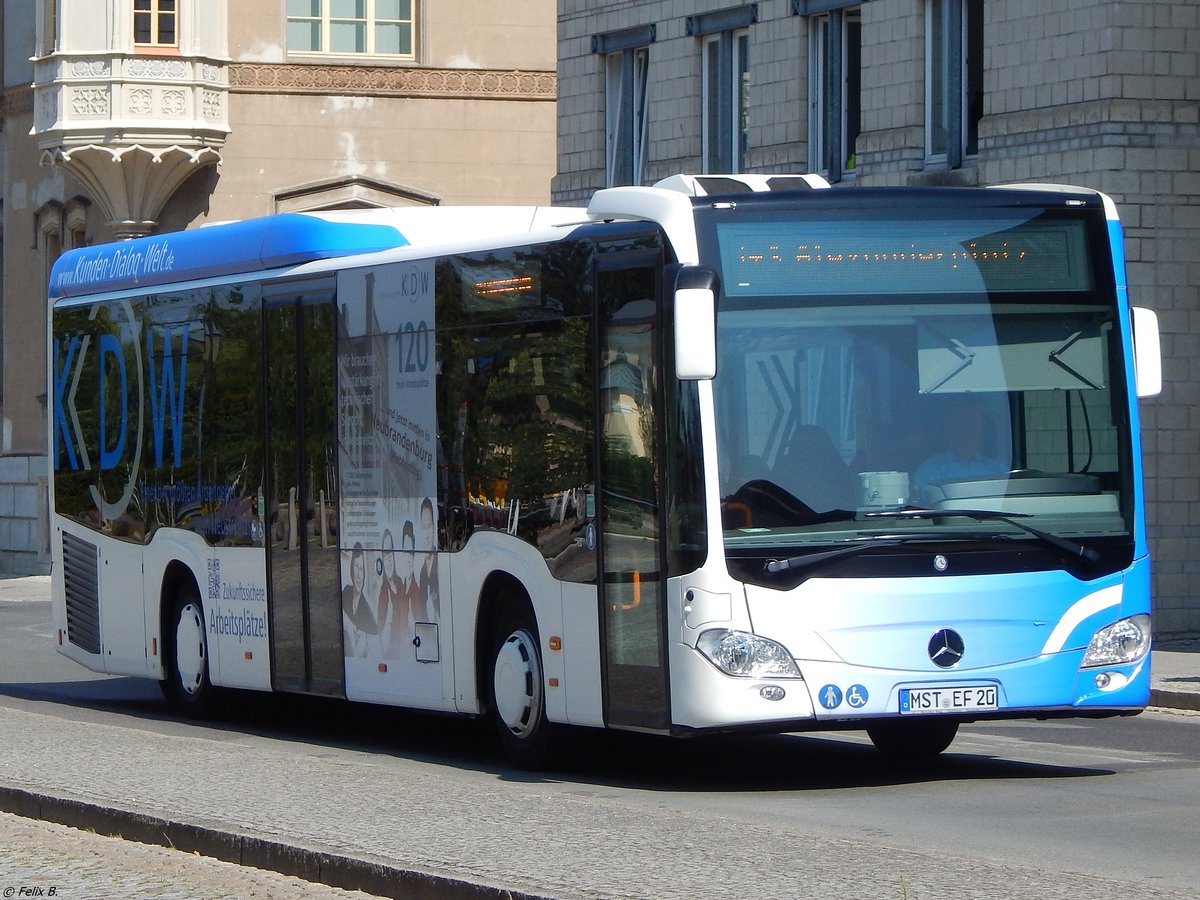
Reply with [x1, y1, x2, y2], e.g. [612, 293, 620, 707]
[0, 674, 1114, 794]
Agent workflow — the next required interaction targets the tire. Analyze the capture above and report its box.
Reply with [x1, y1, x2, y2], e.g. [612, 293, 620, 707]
[488, 603, 557, 768]
[163, 585, 217, 718]
[866, 719, 959, 760]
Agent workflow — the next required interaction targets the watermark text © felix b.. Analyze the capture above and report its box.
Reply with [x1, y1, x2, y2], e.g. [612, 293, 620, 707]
[3, 887, 58, 897]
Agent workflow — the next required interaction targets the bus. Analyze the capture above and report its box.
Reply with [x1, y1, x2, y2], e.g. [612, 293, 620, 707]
[48, 174, 1162, 765]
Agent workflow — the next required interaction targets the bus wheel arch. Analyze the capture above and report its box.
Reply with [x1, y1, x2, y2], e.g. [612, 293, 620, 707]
[159, 563, 217, 718]
[477, 573, 557, 767]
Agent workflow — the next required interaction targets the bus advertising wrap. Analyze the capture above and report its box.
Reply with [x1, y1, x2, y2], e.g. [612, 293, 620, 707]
[337, 261, 443, 703]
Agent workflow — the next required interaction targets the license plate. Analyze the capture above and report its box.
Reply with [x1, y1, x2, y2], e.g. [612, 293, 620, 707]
[899, 684, 998, 714]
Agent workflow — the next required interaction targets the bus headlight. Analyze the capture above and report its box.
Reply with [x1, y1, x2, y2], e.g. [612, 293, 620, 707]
[1081, 614, 1151, 668]
[696, 629, 803, 678]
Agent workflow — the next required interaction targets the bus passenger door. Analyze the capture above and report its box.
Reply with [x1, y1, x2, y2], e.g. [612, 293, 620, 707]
[264, 284, 345, 697]
[596, 253, 670, 730]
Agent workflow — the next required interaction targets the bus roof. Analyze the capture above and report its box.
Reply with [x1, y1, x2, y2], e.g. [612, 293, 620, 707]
[47, 175, 1116, 302]
[47, 212, 409, 300]
[47, 205, 586, 301]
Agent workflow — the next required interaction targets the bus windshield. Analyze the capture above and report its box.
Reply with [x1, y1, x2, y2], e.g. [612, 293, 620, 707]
[703, 201, 1134, 577]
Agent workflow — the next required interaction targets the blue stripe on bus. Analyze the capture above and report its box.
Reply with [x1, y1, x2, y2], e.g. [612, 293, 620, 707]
[48, 213, 408, 300]
[1106, 214, 1151, 556]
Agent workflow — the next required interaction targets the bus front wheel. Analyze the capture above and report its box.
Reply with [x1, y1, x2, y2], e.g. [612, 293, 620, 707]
[163, 586, 216, 717]
[489, 605, 556, 768]
[866, 719, 958, 760]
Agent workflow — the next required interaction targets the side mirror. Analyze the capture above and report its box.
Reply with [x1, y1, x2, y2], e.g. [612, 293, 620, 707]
[1132, 307, 1162, 398]
[674, 268, 718, 380]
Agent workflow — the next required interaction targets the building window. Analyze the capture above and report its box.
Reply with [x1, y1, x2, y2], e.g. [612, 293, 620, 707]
[288, 0, 415, 58]
[805, 4, 861, 182]
[703, 31, 749, 174]
[36, 202, 64, 293]
[134, 0, 178, 47]
[65, 199, 91, 251]
[36, 203, 63, 411]
[689, 6, 756, 174]
[606, 49, 650, 186]
[594, 26, 655, 187]
[40, 0, 59, 55]
[926, 0, 983, 168]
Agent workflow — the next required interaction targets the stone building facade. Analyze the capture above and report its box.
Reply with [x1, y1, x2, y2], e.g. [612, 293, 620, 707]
[555, 0, 1199, 637]
[0, 0, 556, 574]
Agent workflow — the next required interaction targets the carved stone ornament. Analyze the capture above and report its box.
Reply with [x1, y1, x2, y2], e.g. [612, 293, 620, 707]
[71, 59, 111, 78]
[71, 87, 110, 116]
[229, 63, 556, 101]
[161, 90, 187, 116]
[202, 90, 223, 119]
[5, 85, 35, 116]
[126, 58, 188, 79]
[128, 88, 153, 115]
[41, 143, 222, 239]
[33, 89, 58, 128]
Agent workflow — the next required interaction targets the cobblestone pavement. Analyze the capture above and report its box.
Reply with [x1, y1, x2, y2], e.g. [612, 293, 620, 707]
[0, 811, 380, 900]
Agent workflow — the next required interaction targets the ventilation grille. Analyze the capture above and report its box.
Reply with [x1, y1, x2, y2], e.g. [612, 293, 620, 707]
[62, 532, 101, 655]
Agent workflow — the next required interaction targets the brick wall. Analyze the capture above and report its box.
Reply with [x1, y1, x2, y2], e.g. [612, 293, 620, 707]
[974, 0, 1200, 637]
[0, 455, 50, 575]
[555, 0, 1200, 633]
[856, 0, 926, 182]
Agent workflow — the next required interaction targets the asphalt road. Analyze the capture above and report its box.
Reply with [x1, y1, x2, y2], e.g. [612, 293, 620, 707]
[2, 593, 1199, 899]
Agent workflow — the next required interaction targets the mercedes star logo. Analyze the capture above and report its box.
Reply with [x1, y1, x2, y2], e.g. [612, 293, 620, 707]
[928, 628, 965, 668]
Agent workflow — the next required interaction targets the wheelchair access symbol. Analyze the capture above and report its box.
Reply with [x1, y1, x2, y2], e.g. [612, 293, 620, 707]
[846, 684, 869, 708]
[819, 684, 843, 709]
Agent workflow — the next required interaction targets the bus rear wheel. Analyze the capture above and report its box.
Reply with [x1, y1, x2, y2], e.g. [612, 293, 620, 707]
[163, 586, 217, 717]
[489, 605, 556, 768]
[866, 719, 958, 760]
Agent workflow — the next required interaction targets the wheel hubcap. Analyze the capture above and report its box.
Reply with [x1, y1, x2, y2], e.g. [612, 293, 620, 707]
[175, 601, 207, 695]
[493, 628, 542, 739]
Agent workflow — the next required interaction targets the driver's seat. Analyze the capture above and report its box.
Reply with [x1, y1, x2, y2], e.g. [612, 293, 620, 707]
[773, 425, 858, 513]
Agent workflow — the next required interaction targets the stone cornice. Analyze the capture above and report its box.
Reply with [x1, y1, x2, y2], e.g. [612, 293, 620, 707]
[228, 62, 556, 101]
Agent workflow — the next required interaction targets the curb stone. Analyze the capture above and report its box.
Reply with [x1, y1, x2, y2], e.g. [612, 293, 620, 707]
[0, 785, 553, 900]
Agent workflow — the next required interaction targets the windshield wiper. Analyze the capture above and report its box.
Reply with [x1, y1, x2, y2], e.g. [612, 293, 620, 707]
[765, 537, 905, 574]
[864, 508, 1101, 563]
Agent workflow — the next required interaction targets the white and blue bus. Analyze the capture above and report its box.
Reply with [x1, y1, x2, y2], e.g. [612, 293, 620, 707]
[48, 174, 1162, 764]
